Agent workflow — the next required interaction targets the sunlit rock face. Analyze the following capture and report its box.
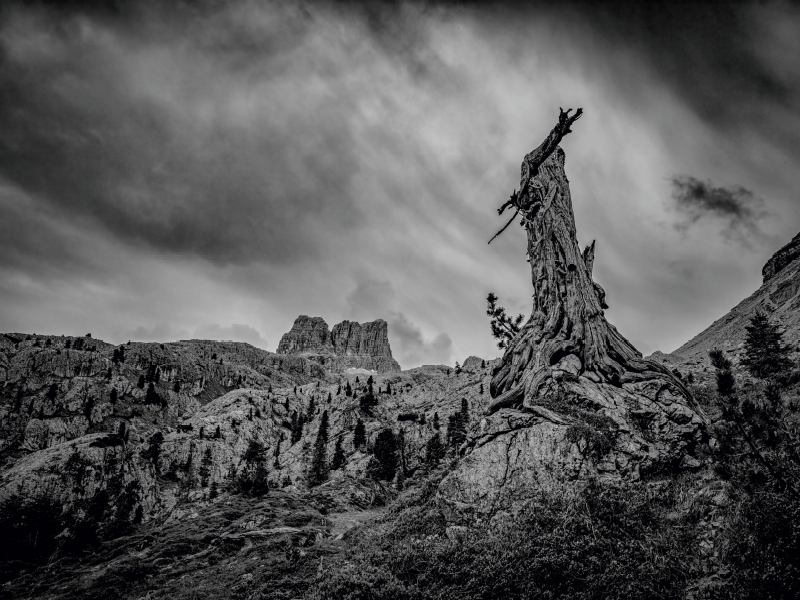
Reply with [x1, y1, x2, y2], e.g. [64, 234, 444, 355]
[277, 316, 400, 373]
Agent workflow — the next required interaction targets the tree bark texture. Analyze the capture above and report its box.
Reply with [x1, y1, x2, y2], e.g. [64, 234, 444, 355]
[489, 109, 693, 413]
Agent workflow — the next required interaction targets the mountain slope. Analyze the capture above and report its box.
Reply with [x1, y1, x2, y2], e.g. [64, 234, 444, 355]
[650, 232, 800, 375]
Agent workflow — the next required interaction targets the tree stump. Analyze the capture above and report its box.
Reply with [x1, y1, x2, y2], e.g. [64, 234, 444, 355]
[489, 108, 695, 413]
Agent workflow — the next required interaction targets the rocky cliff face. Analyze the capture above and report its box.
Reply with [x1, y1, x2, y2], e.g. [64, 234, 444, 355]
[651, 231, 800, 377]
[276, 316, 400, 373]
[276, 316, 334, 354]
[763, 232, 800, 283]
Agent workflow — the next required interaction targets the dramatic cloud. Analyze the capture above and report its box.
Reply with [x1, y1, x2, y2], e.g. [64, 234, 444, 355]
[2, 0, 800, 366]
[669, 175, 768, 246]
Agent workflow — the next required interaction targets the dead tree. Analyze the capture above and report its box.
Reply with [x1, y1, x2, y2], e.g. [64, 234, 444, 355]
[488, 108, 693, 413]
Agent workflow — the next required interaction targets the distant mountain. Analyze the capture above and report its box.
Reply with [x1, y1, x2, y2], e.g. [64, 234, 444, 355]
[650, 231, 800, 375]
[277, 315, 401, 373]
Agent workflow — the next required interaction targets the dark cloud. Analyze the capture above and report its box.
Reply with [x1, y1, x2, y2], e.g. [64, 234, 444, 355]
[2, 0, 800, 369]
[0, 2, 365, 266]
[669, 175, 767, 246]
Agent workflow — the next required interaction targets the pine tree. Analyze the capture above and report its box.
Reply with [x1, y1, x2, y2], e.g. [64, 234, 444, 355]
[307, 426, 329, 486]
[371, 430, 398, 481]
[209, 481, 219, 499]
[319, 410, 330, 443]
[290, 411, 300, 444]
[331, 436, 346, 470]
[345, 381, 353, 397]
[353, 418, 366, 449]
[447, 411, 467, 450]
[327, 392, 332, 403]
[455, 361, 462, 376]
[173, 381, 181, 393]
[337, 384, 341, 395]
[425, 433, 445, 464]
[198, 447, 212, 487]
[486, 292, 524, 350]
[214, 425, 222, 439]
[741, 311, 794, 379]
[308, 397, 316, 418]
[110, 388, 118, 404]
[481, 359, 486, 369]
[480, 382, 484, 395]
[385, 381, 392, 395]
[433, 412, 440, 430]
[145, 383, 160, 405]
[137, 375, 145, 389]
[46, 383, 58, 401]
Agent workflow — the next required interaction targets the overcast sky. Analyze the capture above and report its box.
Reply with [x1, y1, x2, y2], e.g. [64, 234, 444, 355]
[2, 0, 800, 368]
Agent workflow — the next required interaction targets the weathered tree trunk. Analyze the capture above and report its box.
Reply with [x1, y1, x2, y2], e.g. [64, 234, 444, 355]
[489, 108, 692, 412]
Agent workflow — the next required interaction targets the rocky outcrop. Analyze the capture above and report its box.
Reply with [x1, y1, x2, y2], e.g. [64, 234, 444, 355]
[276, 317, 400, 373]
[1, 340, 492, 524]
[763, 232, 800, 283]
[651, 230, 800, 377]
[276, 317, 334, 354]
[331, 320, 393, 357]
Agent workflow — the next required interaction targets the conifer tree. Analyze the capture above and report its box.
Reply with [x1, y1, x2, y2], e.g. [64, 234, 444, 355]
[110, 388, 118, 404]
[741, 311, 794, 379]
[433, 412, 440, 430]
[455, 361, 462, 376]
[199, 447, 213, 487]
[327, 392, 332, 403]
[345, 381, 353, 397]
[353, 418, 366, 449]
[425, 433, 445, 464]
[145, 383, 160, 405]
[173, 380, 181, 393]
[46, 383, 58, 401]
[385, 381, 392, 395]
[331, 436, 346, 470]
[307, 426, 329, 486]
[371, 429, 399, 481]
[480, 382, 484, 395]
[337, 384, 341, 395]
[214, 425, 222, 439]
[319, 410, 330, 443]
[308, 397, 316, 418]
[137, 375, 145, 389]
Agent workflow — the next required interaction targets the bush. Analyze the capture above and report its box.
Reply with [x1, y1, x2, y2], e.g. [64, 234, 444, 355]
[309, 481, 703, 600]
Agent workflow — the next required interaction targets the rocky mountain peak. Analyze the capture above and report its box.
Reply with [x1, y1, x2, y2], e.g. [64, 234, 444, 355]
[277, 316, 399, 373]
[763, 231, 800, 283]
[276, 316, 334, 354]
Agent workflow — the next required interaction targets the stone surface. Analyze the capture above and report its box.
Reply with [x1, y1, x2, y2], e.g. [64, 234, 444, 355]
[0, 336, 490, 522]
[763, 231, 800, 283]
